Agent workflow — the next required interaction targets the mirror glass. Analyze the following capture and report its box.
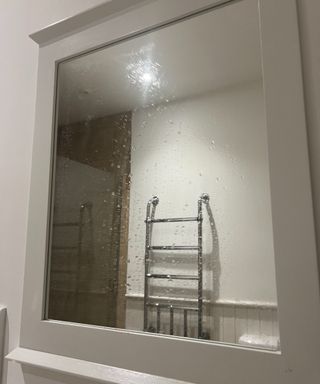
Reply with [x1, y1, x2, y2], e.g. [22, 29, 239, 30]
[47, 0, 280, 350]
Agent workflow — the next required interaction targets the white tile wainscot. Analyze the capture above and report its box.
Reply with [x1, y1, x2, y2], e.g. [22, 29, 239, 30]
[126, 294, 279, 348]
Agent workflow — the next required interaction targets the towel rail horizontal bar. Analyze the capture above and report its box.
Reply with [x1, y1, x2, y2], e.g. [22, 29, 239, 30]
[146, 303, 199, 312]
[148, 245, 199, 251]
[146, 273, 199, 280]
[145, 217, 199, 223]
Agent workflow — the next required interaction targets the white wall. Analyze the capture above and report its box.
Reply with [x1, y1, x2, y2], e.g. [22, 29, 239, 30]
[125, 81, 278, 340]
[297, 0, 320, 268]
[0, 1, 319, 384]
[0, 2, 108, 384]
[127, 80, 277, 305]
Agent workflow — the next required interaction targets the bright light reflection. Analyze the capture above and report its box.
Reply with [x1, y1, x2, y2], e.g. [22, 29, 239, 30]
[141, 72, 154, 84]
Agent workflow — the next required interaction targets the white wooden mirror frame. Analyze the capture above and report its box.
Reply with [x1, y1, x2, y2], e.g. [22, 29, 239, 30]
[7, 0, 320, 383]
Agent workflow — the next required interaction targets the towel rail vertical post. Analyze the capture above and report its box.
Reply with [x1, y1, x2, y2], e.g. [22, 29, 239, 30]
[169, 305, 174, 335]
[143, 196, 159, 332]
[197, 198, 203, 338]
[143, 201, 151, 331]
[184, 309, 188, 337]
[198, 193, 209, 338]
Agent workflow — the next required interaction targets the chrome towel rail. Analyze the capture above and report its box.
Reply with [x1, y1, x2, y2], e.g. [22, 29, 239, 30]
[143, 193, 209, 338]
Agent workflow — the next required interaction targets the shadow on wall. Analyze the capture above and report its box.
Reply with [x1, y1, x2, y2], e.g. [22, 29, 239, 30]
[205, 201, 221, 303]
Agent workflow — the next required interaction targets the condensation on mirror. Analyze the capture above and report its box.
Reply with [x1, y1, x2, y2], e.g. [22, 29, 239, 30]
[47, 0, 280, 351]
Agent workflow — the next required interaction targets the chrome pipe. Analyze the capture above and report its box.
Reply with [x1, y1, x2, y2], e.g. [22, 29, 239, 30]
[197, 197, 203, 338]
[146, 273, 199, 280]
[169, 306, 174, 335]
[198, 193, 209, 338]
[146, 303, 198, 311]
[148, 245, 198, 251]
[184, 309, 188, 337]
[146, 217, 198, 223]
[156, 303, 161, 333]
[143, 196, 159, 332]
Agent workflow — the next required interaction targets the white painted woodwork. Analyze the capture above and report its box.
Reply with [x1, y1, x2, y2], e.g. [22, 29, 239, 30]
[10, 0, 320, 383]
[29, 0, 152, 46]
[6, 348, 192, 384]
[0, 306, 6, 381]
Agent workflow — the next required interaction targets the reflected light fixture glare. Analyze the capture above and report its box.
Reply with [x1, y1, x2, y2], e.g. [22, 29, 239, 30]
[141, 72, 154, 84]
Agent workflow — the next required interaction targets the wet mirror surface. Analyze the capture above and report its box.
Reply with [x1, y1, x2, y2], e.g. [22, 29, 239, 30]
[47, 0, 279, 350]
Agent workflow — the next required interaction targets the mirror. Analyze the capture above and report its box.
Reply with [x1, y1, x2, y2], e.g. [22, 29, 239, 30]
[47, 0, 279, 350]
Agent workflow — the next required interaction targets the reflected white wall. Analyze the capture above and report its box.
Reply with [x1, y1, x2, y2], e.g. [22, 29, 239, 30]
[127, 79, 277, 305]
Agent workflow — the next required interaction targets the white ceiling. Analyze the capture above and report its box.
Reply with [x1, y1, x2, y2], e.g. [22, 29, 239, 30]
[58, 0, 261, 125]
